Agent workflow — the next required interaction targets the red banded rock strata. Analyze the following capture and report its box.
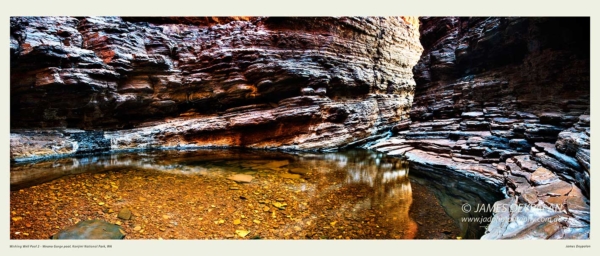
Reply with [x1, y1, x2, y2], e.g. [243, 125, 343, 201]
[11, 94, 412, 161]
[10, 16, 422, 160]
[401, 17, 589, 176]
[372, 16, 590, 241]
[401, 17, 590, 196]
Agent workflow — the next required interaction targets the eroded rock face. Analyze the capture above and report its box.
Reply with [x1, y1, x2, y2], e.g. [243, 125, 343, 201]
[373, 17, 590, 239]
[10, 16, 422, 160]
[411, 17, 589, 122]
[402, 17, 590, 194]
[405, 18, 590, 171]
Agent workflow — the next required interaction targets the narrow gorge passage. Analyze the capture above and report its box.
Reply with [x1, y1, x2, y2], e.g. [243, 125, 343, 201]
[10, 16, 590, 240]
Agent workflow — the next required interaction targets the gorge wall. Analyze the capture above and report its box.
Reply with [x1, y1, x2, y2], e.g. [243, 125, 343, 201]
[371, 17, 590, 239]
[10, 16, 422, 161]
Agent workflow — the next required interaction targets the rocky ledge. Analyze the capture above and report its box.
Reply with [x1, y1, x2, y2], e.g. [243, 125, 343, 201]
[370, 131, 590, 239]
[369, 17, 590, 239]
[10, 16, 422, 161]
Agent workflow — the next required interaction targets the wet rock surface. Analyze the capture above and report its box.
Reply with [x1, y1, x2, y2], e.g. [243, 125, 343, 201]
[10, 16, 422, 160]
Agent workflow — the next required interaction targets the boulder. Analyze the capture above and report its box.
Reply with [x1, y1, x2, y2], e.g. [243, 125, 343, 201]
[52, 220, 125, 239]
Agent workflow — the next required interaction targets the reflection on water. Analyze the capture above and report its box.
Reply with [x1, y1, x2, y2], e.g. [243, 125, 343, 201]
[339, 151, 417, 238]
[10, 149, 495, 239]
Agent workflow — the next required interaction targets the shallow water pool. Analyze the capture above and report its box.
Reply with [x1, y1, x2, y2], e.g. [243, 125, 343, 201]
[10, 149, 500, 239]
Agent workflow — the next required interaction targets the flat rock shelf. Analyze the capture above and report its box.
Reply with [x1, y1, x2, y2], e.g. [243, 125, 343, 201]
[10, 149, 499, 240]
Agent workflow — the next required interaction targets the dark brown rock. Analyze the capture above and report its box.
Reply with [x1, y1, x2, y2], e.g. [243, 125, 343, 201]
[535, 180, 573, 197]
[529, 167, 558, 186]
[520, 188, 539, 205]
[406, 16, 590, 199]
[117, 208, 132, 220]
[506, 176, 530, 194]
[391, 120, 412, 133]
[539, 112, 563, 125]
[513, 155, 539, 172]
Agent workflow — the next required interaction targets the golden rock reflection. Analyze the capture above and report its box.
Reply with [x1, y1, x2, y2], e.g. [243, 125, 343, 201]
[342, 154, 417, 239]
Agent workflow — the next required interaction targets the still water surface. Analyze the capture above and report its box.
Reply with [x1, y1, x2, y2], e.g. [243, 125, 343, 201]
[10, 149, 497, 239]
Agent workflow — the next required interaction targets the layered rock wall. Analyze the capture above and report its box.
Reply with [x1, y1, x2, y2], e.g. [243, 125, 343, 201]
[404, 16, 590, 194]
[10, 16, 422, 160]
[373, 17, 590, 239]
[411, 17, 589, 122]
